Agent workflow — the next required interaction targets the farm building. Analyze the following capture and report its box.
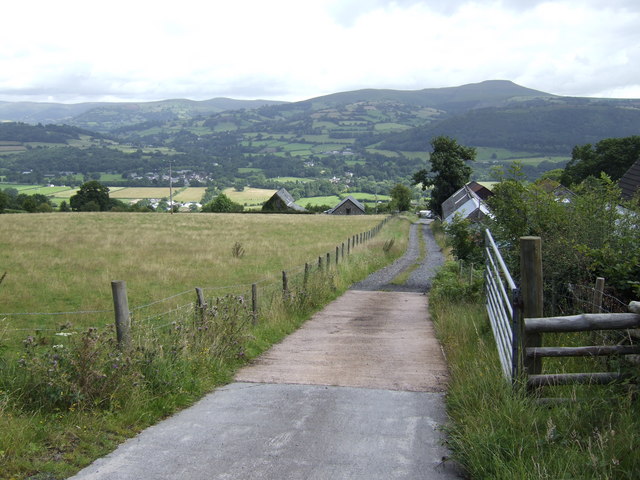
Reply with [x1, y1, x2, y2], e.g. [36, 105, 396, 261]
[262, 188, 306, 213]
[619, 158, 640, 201]
[327, 196, 366, 215]
[442, 183, 492, 224]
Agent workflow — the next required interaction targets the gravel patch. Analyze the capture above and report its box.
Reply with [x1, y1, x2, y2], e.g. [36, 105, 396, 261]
[351, 220, 445, 293]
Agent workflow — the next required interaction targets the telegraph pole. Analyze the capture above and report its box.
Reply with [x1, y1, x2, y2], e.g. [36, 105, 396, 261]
[169, 160, 173, 214]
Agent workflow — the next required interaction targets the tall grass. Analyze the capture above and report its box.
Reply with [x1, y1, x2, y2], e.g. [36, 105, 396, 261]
[430, 262, 640, 479]
[0, 212, 387, 350]
[0, 213, 409, 479]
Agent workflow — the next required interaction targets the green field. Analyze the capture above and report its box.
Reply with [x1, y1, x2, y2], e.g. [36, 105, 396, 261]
[298, 195, 340, 207]
[271, 176, 313, 183]
[0, 213, 386, 343]
[0, 212, 403, 479]
[222, 187, 276, 206]
[474, 146, 570, 165]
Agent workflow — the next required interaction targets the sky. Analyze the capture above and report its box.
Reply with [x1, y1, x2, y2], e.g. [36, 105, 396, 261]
[1, 0, 639, 104]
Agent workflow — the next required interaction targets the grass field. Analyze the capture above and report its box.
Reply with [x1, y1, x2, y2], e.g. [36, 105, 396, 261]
[0, 212, 385, 345]
[222, 187, 276, 205]
[0, 212, 404, 479]
[298, 195, 340, 207]
[174, 187, 206, 202]
[108, 187, 172, 199]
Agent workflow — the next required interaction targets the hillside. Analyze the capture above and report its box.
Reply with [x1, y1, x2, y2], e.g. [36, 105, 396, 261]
[1, 80, 639, 193]
[0, 98, 286, 128]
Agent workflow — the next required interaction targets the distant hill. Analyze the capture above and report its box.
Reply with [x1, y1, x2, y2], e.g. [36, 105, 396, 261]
[379, 96, 640, 153]
[298, 79, 552, 113]
[2, 79, 640, 189]
[0, 98, 287, 130]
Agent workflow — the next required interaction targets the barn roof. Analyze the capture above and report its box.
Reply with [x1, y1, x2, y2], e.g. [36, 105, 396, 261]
[442, 183, 491, 224]
[619, 158, 640, 201]
[327, 195, 365, 214]
[267, 188, 306, 212]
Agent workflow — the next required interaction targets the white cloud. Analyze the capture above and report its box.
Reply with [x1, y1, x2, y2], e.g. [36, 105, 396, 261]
[0, 0, 639, 102]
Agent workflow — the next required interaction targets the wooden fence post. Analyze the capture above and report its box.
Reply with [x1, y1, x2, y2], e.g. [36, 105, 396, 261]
[593, 277, 605, 313]
[303, 263, 310, 289]
[341, 242, 345, 260]
[318, 255, 323, 270]
[252, 283, 258, 324]
[326, 252, 330, 270]
[195, 287, 206, 322]
[347, 238, 351, 254]
[111, 280, 131, 350]
[282, 270, 289, 298]
[336, 246, 339, 266]
[520, 236, 544, 377]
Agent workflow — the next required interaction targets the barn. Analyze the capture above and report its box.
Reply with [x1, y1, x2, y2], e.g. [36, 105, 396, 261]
[262, 188, 307, 213]
[327, 196, 366, 215]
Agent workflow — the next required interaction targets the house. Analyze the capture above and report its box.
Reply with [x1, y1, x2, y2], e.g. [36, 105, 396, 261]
[466, 181, 494, 201]
[327, 196, 366, 215]
[262, 188, 306, 213]
[442, 183, 492, 224]
[619, 158, 640, 201]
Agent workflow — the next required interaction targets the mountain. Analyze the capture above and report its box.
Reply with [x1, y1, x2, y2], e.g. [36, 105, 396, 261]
[0, 98, 286, 129]
[298, 79, 552, 113]
[2, 80, 640, 189]
[379, 96, 640, 153]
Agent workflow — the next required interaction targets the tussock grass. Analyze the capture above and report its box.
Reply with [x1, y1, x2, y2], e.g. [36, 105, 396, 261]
[430, 264, 640, 479]
[0, 213, 408, 479]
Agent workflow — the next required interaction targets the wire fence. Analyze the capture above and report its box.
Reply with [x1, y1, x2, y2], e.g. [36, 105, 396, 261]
[0, 216, 392, 350]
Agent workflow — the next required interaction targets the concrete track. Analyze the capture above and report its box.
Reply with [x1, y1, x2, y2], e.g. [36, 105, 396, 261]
[70, 221, 462, 480]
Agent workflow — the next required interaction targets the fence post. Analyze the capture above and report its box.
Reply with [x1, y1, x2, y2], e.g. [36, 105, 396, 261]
[336, 246, 339, 266]
[252, 283, 258, 324]
[195, 287, 206, 322]
[318, 255, 323, 271]
[304, 263, 309, 289]
[520, 236, 543, 377]
[326, 252, 330, 270]
[593, 277, 605, 313]
[282, 271, 289, 299]
[341, 242, 345, 261]
[111, 280, 131, 350]
[348, 238, 351, 254]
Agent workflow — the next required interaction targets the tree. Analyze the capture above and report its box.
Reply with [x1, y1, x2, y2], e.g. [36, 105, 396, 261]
[0, 190, 9, 213]
[70, 181, 111, 211]
[412, 136, 475, 217]
[560, 136, 640, 187]
[389, 184, 413, 212]
[201, 193, 244, 213]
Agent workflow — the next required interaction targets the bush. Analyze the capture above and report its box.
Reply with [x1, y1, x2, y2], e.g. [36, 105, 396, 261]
[430, 261, 483, 304]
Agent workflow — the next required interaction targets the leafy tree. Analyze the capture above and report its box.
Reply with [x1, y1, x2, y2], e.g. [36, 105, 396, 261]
[70, 181, 111, 211]
[389, 184, 413, 212]
[201, 193, 244, 213]
[59, 201, 71, 212]
[560, 136, 640, 186]
[487, 173, 640, 304]
[0, 190, 8, 213]
[412, 136, 475, 216]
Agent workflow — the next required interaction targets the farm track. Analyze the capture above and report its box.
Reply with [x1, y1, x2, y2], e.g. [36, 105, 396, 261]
[70, 221, 461, 480]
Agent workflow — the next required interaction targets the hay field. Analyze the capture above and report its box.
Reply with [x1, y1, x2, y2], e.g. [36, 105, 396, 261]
[0, 212, 384, 338]
[222, 187, 276, 205]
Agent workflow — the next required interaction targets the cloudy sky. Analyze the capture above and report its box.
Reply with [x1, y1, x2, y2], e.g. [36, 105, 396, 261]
[1, 0, 639, 103]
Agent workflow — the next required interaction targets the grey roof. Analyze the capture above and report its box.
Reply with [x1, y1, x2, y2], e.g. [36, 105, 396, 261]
[619, 158, 640, 200]
[327, 195, 366, 214]
[271, 188, 306, 212]
[441, 183, 491, 223]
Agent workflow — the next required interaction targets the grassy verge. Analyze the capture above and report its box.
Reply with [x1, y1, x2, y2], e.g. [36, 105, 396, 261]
[0, 215, 409, 479]
[429, 261, 640, 479]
